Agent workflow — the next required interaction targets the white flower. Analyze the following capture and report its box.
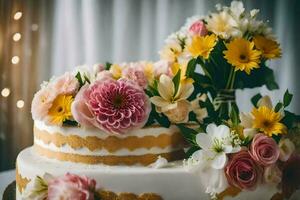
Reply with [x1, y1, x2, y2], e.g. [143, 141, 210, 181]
[230, 1, 245, 18]
[206, 11, 237, 39]
[22, 173, 53, 200]
[279, 138, 295, 162]
[193, 123, 240, 169]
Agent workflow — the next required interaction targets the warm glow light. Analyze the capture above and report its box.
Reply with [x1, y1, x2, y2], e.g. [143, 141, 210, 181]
[11, 56, 20, 64]
[31, 24, 39, 31]
[16, 100, 24, 108]
[1, 88, 10, 97]
[13, 33, 21, 41]
[14, 12, 22, 20]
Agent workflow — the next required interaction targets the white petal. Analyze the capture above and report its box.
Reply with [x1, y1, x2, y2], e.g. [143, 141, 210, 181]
[215, 125, 230, 139]
[157, 75, 174, 100]
[243, 128, 257, 139]
[211, 153, 227, 169]
[240, 112, 254, 128]
[196, 133, 212, 150]
[258, 95, 273, 109]
[206, 124, 218, 137]
[176, 82, 194, 99]
[223, 145, 233, 154]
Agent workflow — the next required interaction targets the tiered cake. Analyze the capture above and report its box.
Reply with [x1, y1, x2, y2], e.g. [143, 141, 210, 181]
[16, 1, 300, 200]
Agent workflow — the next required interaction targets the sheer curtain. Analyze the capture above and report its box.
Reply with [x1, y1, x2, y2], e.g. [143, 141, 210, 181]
[0, 0, 299, 171]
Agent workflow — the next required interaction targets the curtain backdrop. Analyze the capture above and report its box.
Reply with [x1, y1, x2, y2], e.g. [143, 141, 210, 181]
[0, 0, 299, 171]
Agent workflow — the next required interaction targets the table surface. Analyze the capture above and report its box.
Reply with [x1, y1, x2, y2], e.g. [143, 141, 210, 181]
[0, 170, 15, 197]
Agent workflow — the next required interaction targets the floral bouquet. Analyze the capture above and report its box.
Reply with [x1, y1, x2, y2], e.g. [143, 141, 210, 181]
[30, 1, 300, 199]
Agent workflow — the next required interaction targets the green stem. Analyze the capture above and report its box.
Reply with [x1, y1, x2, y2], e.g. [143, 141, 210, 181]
[226, 68, 234, 89]
[230, 70, 236, 89]
[198, 58, 213, 81]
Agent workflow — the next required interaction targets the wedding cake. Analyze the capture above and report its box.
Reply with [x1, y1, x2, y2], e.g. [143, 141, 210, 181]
[16, 1, 300, 200]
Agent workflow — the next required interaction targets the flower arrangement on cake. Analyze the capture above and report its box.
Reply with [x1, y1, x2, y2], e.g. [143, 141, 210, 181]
[19, 1, 300, 200]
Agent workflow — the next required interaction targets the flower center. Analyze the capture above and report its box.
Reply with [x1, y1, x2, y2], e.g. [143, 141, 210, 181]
[212, 138, 224, 153]
[262, 120, 272, 128]
[112, 94, 125, 108]
[57, 106, 64, 113]
[239, 54, 248, 62]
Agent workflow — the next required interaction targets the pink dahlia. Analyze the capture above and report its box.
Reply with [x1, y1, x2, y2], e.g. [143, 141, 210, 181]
[48, 173, 96, 200]
[72, 79, 150, 134]
[122, 65, 148, 89]
[52, 72, 79, 95]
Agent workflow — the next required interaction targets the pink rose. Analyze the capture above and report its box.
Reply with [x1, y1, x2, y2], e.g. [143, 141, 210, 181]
[225, 150, 263, 190]
[250, 133, 280, 166]
[72, 79, 150, 134]
[48, 173, 96, 200]
[52, 72, 79, 95]
[189, 20, 208, 36]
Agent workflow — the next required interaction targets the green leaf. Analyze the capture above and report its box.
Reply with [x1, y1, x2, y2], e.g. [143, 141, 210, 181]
[186, 58, 197, 78]
[283, 90, 293, 107]
[274, 102, 283, 112]
[176, 124, 198, 145]
[75, 72, 84, 87]
[63, 120, 78, 126]
[230, 103, 240, 126]
[251, 93, 262, 107]
[83, 75, 91, 84]
[172, 69, 181, 96]
[281, 111, 299, 129]
[235, 65, 279, 90]
[105, 62, 112, 70]
[185, 146, 201, 158]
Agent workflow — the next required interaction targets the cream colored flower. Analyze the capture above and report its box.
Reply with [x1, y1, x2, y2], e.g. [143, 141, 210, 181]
[159, 40, 183, 63]
[150, 74, 194, 123]
[278, 138, 295, 162]
[206, 11, 237, 39]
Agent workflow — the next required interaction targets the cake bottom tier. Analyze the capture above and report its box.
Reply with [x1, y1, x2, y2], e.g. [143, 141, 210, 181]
[16, 147, 299, 200]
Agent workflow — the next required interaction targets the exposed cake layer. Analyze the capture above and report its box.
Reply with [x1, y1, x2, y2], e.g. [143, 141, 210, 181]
[33, 121, 186, 165]
[17, 147, 285, 200]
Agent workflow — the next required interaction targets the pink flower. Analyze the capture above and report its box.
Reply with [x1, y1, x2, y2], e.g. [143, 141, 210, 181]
[122, 65, 148, 89]
[189, 20, 208, 36]
[52, 72, 79, 95]
[72, 79, 150, 134]
[153, 60, 173, 77]
[281, 154, 300, 199]
[31, 87, 57, 121]
[250, 133, 280, 166]
[48, 173, 96, 200]
[225, 150, 263, 190]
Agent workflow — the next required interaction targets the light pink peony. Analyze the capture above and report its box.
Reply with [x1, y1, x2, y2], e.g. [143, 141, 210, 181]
[48, 173, 96, 200]
[31, 87, 57, 121]
[122, 65, 148, 89]
[225, 150, 263, 190]
[72, 79, 151, 134]
[52, 72, 79, 95]
[189, 20, 208, 36]
[250, 133, 280, 166]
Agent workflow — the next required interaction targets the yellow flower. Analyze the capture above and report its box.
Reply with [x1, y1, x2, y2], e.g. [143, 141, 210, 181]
[48, 95, 73, 125]
[143, 62, 155, 84]
[109, 64, 122, 79]
[251, 106, 287, 137]
[150, 74, 194, 123]
[159, 42, 182, 62]
[187, 34, 217, 59]
[170, 62, 194, 84]
[223, 38, 262, 74]
[253, 35, 281, 59]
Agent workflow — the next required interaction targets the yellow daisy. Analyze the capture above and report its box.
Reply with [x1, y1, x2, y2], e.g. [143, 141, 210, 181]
[223, 38, 262, 74]
[253, 35, 281, 59]
[48, 95, 73, 125]
[109, 64, 122, 79]
[251, 106, 287, 137]
[187, 34, 217, 59]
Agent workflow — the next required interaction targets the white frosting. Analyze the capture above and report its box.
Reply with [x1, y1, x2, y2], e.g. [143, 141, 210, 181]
[16, 147, 294, 200]
[34, 120, 178, 139]
[34, 139, 182, 156]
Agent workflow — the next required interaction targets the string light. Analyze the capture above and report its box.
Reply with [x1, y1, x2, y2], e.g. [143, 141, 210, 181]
[1, 88, 10, 97]
[13, 12, 22, 20]
[31, 24, 38, 31]
[13, 33, 21, 41]
[11, 56, 20, 64]
[16, 100, 24, 108]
